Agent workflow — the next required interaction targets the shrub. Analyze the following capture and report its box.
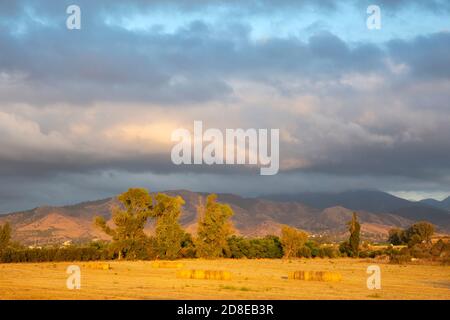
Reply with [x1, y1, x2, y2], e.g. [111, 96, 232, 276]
[430, 239, 450, 261]
[410, 244, 432, 259]
[298, 246, 312, 258]
[227, 235, 283, 259]
[430, 239, 445, 257]
[390, 254, 411, 264]
[339, 241, 353, 257]
[322, 246, 340, 258]
[305, 241, 321, 257]
[0, 246, 112, 263]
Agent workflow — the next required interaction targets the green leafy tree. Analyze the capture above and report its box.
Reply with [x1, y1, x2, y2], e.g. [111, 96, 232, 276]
[153, 193, 185, 259]
[179, 233, 196, 258]
[0, 222, 12, 250]
[405, 221, 434, 246]
[280, 225, 308, 258]
[388, 228, 406, 245]
[94, 188, 154, 260]
[347, 212, 361, 257]
[227, 235, 283, 259]
[195, 194, 234, 258]
[258, 235, 283, 259]
[388, 222, 435, 247]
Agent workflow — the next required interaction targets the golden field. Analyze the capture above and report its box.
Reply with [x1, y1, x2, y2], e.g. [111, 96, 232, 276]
[0, 259, 449, 300]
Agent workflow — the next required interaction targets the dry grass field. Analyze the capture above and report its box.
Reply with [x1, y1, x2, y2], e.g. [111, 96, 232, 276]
[0, 259, 449, 300]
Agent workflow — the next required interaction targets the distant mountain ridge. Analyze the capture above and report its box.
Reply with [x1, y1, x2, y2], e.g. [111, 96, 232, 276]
[419, 197, 450, 211]
[265, 190, 414, 213]
[0, 189, 449, 245]
[265, 190, 450, 226]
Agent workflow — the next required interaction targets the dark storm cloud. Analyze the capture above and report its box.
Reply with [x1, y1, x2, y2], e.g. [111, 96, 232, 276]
[1, 1, 448, 105]
[366, 0, 450, 13]
[297, 128, 450, 180]
[388, 32, 450, 79]
[0, 0, 450, 212]
[2, 0, 446, 15]
[0, 0, 338, 18]
[0, 23, 387, 105]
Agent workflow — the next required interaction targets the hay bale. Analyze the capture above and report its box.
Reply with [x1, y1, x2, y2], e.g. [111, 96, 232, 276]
[84, 262, 111, 270]
[177, 270, 193, 279]
[101, 263, 111, 270]
[176, 269, 232, 280]
[289, 271, 342, 282]
[151, 261, 184, 269]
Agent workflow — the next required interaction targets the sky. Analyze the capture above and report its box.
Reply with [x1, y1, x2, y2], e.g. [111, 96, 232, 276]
[0, 0, 450, 212]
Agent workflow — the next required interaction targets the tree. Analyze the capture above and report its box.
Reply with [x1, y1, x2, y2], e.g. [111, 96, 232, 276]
[153, 193, 185, 259]
[280, 225, 308, 258]
[405, 221, 434, 246]
[179, 233, 196, 258]
[195, 194, 234, 258]
[388, 228, 406, 245]
[347, 212, 361, 257]
[0, 222, 12, 250]
[94, 188, 154, 260]
[227, 235, 283, 259]
[388, 222, 435, 247]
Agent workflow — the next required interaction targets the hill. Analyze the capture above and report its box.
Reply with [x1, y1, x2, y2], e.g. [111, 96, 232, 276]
[419, 197, 450, 211]
[0, 190, 448, 245]
[265, 190, 414, 213]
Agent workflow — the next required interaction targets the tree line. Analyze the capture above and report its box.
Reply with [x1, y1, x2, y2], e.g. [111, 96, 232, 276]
[387, 222, 450, 264]
[0, 188, 448, 264]
[91, 189, 347, 260]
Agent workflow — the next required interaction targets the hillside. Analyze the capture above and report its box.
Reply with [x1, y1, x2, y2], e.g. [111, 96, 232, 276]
[0, 190, 448, 245]
[265, 190, 414, 213]
[420, 197, 450, 211]
[265, 190, 450, 228]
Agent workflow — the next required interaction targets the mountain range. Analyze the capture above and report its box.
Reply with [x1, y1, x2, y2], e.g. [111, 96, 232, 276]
[0, 190, 449, 245]
[419, 197, 450, 211]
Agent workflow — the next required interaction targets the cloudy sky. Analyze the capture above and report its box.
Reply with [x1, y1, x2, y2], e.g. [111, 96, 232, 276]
[0, 0, 449, 212]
